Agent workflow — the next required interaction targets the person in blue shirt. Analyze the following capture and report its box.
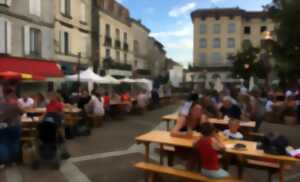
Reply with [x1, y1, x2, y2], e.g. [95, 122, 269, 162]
[219, 96, 241, 119]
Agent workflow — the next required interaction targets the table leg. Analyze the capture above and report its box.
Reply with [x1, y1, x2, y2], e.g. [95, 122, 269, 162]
[279, 162, 285, 182]
[144, 143, 150, 162]
[166, 121, 170, 131]
[159, 144, 163, 165]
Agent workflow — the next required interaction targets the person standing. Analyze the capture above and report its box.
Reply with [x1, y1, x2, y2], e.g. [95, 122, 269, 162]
[0, 88, 23, 166]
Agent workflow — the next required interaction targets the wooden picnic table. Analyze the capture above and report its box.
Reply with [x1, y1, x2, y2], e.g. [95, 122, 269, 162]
[25, 107, 82, 114]
[136, 130, 299, 182]
[161, 113, 256, 131]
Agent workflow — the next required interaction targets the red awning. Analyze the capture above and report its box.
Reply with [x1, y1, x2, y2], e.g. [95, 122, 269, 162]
[0, 56, 63, 78]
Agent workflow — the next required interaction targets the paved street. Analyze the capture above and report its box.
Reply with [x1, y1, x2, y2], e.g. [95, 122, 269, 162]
[1, 103, 300, 182]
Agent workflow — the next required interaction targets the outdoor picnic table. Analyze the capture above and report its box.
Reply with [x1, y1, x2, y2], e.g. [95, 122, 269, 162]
[25, 107, 82, 114]
[161, 113, 256, 131]
[135, 130, 300, 182]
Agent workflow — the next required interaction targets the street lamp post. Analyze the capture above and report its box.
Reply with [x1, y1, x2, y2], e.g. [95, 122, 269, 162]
[261, 31, 273, 89]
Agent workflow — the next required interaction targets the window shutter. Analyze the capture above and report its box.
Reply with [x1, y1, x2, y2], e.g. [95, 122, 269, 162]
[0, 18, 5, 53]
[60, 0, 65, 14]
[68, 32, 71, 54]
[24, 25, 30, 55]
[6, 0, 12, 6]
[6, 20, 11, 54]
[36, 0, 41, 16]
[29, 0, 34, 15]
[81, 33, 87, 57]
[80, 2, 86, 22]
[60, 31, 65, 53]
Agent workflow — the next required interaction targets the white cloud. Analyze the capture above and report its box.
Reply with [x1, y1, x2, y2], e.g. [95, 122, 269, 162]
[168, 2, 197, 17]
[210, 0, 226, 3]
[151, 22, 194, 67]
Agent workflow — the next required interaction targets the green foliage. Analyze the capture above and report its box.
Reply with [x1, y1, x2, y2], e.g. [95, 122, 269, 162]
[229, 41, 264, 80]
[266, 0, 300, 78]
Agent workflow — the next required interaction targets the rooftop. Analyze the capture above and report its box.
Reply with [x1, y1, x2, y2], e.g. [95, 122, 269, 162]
[191, 7, 269, 20]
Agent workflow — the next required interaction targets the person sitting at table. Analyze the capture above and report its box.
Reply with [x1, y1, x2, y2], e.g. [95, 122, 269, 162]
[171, 93, 207, 138]
[195, 122, 229, 179]
[201, 95, 220, 118]
[223, 119, 243, 140]
[77, 90, 91, 110]
[85, 92, 105, 117]
[34, 92, 48, 108]
[137, 90, 148, 112]
[121, 91, 130, 102]
[102, 92, 110, 114]
[18, 94, 34, 109]
[219, 96, 241, 120]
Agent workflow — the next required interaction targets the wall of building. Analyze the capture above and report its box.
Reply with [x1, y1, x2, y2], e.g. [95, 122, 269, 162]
[0, 0, 54, 60]
[131, 20, 150, 70]
[98, 11, 134, 66]
[54, 0, 91, 65]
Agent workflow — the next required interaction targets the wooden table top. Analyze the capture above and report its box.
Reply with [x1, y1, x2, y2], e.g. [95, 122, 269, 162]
[21, 116, 41, 123]
[136, 130, 299, 163]
[25, 107, 81, 114]
[162, 113, 256, 128]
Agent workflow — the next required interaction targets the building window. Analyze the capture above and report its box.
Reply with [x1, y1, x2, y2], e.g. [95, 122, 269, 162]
[123, 32, 127, 43]
[134, 40, 139, 53]
[80, 1, 87, 23]
[228, 23, 236, 33]
[260, 26, 267, 33]
[124, 53, 127, 64]
[29, 0, 41, 16]
[229, 15, 234, 20]
[29, 28, 41, 56]
[0, 18, 11, 54]
[227, 38, 235, 48]
[116, 28, 120, 40]
[201, 16, 206, 21]
[215, 16, 220, 20]
[213, 38, 221, 48]
[60, 0, 71, 17]
[105, 49, 110, 58]
[105, 24, 110, 37]
[244, 26, 251, 34]
[213, 24, 221, 34]
[116, 51, 120, 61]
[199, 23, 206, 34]
[199, 53, 207, 64]
[0, 0, 12, 6]
[58, 31, 70, 55]
[80, 33, 88, 57]
[200, 38, 207, 48]
[211, 52, 222, 62]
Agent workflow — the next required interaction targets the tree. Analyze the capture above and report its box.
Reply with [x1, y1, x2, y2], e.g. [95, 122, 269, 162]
[229, 41, 262, 81]
[266, 0, 300, 81]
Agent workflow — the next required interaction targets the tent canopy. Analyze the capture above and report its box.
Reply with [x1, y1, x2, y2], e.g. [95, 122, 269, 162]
[66, 68, 108, 83]
[103, 75, 120, 84]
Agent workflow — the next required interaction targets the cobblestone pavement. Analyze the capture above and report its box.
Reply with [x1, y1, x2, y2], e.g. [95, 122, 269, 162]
[1, 103, 300, 182]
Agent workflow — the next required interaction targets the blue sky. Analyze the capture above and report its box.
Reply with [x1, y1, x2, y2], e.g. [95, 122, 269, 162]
[117, 0, 272, 67]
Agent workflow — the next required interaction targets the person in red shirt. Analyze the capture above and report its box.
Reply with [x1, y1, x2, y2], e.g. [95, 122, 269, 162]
[103, 92, 110, 108]
[121, 91, 130, 102]
[47, 93, 64, 113]
[195, 122, 229, 179]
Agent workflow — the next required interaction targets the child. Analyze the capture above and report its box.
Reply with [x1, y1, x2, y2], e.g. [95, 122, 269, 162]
[223, 119, 244, 140]
[195, 123, 229, 179]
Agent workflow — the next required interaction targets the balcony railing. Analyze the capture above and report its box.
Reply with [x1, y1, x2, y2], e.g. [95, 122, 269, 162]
[103, 57, 132, 71]
[135, 69, 151, 75]
[115, 40, 121, 49]
[104, 36, 112, 47]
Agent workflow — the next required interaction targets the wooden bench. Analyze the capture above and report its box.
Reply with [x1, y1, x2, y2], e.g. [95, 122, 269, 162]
[245, 159, 291, 182]
[134, 162, 240, 182]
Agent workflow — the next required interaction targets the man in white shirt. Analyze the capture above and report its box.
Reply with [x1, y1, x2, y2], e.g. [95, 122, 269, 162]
[18, 95, 34, 109]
